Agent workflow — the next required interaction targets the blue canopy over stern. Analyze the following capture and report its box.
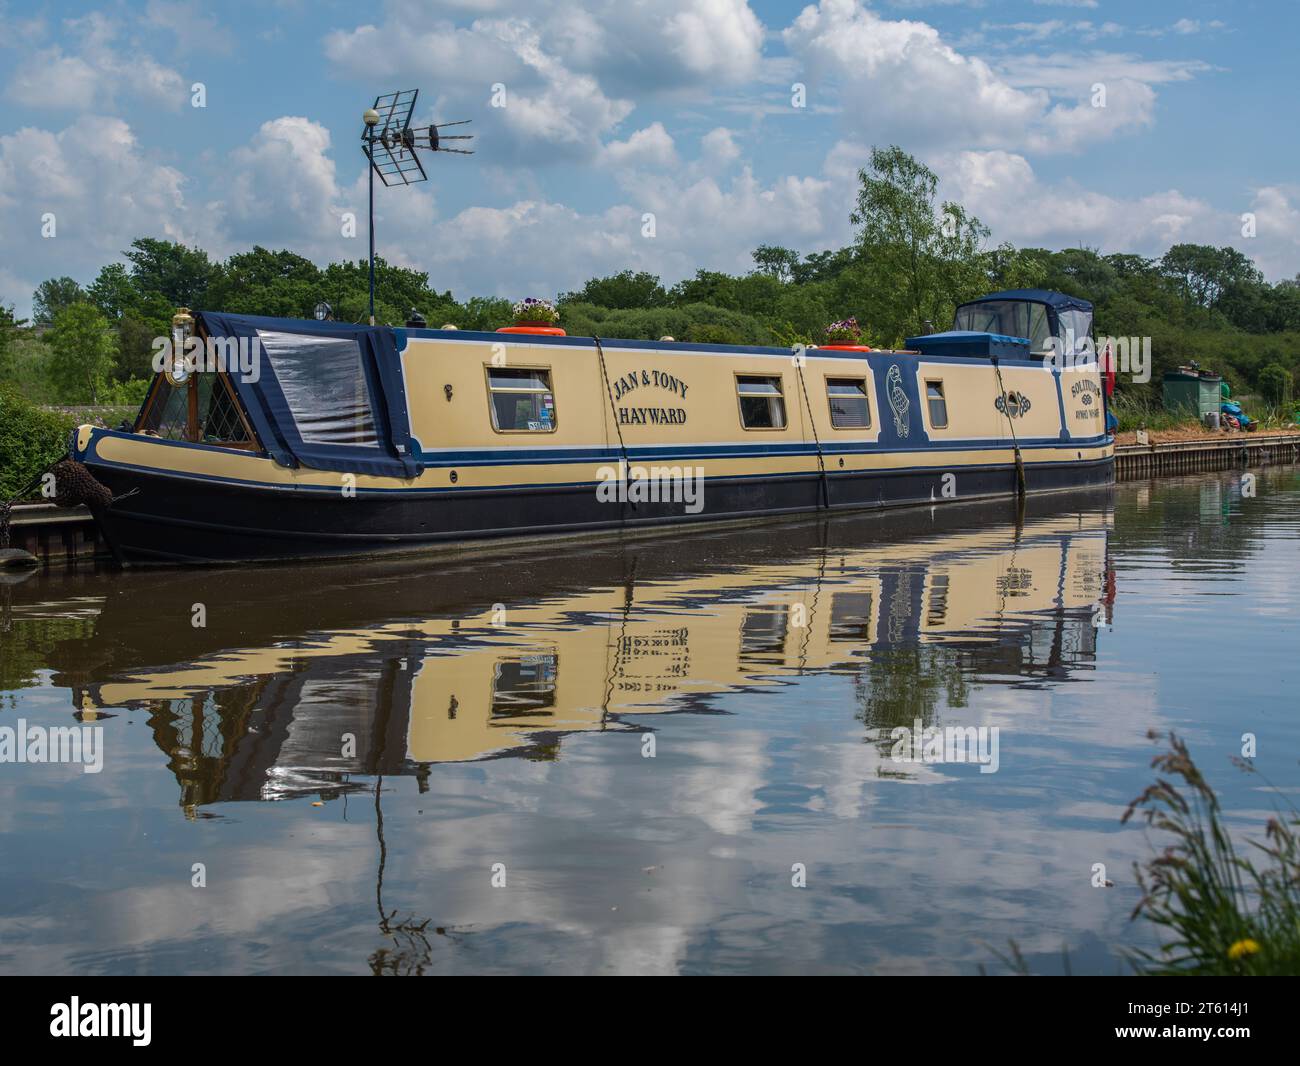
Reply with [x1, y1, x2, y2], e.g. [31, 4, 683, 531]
[198, 312, 422, 479]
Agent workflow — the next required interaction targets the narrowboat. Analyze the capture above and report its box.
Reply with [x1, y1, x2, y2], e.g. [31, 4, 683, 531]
[68, 289, 1115, 565]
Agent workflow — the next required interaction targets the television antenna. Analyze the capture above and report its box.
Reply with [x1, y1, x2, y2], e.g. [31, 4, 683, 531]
[361, 89, 473, 324]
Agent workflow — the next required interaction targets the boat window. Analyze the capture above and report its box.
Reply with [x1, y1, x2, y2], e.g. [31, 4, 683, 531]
[137, 380, 189, 440]
[490, 653, 557, 717]
[487, 368, 556, 432]
[926, 380, 949, 429]
[954, 300, 1051, 353]
[737, 375, 787, 429]
[740, 607, 789, 661]
[196, 374, 251, 445]
[826, 378, 871, 428]
[926, 574, 950, 627]
[1056, 308, 1094, 356]
[830, 591, 874, 641]
[136, 371, 252, 447]
[257, 330, 380, 446]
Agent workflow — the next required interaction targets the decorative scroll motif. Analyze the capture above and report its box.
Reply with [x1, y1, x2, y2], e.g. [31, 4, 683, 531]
[886, 364, 910, 438]
[995, 391, 1032, 419]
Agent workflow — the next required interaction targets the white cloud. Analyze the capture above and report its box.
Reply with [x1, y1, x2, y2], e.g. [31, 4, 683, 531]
[0, 116, 190, 312]
[939, 147, 1208, 250]
[932, 148, 1300, 279]
[143, 0, 236, 54]
[998, 52, 1212, 93]
[4, 13, 188, 111]
[323, 1, 765, 159]
[664, 0, 765, 84]
[781, 0, 1177, 154]
[217, 118, 349, 249]
[602, 122, 678, 170]
[418, 160, 841, 301]
[700, 127, 742, 170]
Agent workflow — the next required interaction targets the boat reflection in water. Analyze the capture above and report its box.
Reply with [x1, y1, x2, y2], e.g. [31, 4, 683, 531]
[56, 493, 1112, 812]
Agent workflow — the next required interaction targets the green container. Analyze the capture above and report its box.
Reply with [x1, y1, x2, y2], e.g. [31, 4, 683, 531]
[1163, 370, 1222, 418]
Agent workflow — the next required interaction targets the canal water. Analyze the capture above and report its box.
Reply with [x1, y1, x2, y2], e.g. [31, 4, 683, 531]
[1, 469, 1297, 975]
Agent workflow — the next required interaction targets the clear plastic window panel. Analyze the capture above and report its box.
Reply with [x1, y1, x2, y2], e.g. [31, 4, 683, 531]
[257, 330, 379, 446]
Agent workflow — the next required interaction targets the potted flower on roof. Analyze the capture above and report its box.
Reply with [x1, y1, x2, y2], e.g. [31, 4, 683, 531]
[499, 297, 566, 335]
[821, 317, 872, 351]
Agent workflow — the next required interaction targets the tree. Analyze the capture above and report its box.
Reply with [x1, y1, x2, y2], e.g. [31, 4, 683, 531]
[0, 304, 22, 379]
[124, 237, 217, 307]
[751, 245, 800, 283]
[669, 269, 740, 309]
[792, 247, 856, 284]
[46, 303, 117, 403]
[207, 246, 322, 317]
[1161, 244, 1263, 310]
[315, 257, 460, 325]
[850, 145, 990, 340]
[32, 277, 86, 326]
[87, 263, 138, 321]
[562, 270, 667, 309]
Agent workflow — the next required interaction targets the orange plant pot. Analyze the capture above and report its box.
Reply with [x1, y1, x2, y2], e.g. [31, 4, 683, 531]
[497, 324, 567, 335]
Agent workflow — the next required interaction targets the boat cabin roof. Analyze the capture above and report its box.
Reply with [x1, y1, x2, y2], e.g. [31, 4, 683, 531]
[959, 288, 1094, 313]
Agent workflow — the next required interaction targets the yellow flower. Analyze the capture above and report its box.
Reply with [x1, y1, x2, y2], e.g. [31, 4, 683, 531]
[1227, 939, 1260, 960]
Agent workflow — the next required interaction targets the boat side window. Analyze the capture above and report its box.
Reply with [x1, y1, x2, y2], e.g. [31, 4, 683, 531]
[1056, 308, 1093, 357]
[926, 379, 949, 429]
[487, 368, 556, 432]
[737, 375, 787, 430]
[826, 377, 871, 428]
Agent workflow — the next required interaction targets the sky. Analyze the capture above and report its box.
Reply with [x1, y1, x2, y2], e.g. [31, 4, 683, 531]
[0, 0, 1297, 318]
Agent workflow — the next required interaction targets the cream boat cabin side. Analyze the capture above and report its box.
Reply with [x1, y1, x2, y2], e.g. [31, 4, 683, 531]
[69, 290, 1115, 564]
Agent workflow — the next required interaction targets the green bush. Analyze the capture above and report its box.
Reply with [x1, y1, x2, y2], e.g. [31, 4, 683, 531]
[0, 387, 75, 500]
[1258, 362, 1293, 405]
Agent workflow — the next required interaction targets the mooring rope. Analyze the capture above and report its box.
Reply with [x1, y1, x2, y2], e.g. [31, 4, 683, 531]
[593, 335, 635, 512]
[0, 457, 65, 551]
[992, 357, 1027, 498]
[796, 359, 830, 508]
[0, 457, 127, 551]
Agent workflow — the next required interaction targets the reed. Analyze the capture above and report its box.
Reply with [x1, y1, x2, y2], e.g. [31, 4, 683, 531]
[1123, 731, 1300, 975]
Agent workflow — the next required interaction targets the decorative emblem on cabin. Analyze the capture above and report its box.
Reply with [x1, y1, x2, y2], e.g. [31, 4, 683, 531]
[886, 364, 910, 438]
[995, 391, 1032, 419]
[1070, 378, 1102, 421]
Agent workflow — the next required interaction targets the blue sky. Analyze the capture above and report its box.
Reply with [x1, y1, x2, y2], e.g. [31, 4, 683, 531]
[1, 0, 1297, 317]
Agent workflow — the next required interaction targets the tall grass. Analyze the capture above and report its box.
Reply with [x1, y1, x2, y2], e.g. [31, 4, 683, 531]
[1109, 390, 1201, 433]
[1123, 732, 1300, 975]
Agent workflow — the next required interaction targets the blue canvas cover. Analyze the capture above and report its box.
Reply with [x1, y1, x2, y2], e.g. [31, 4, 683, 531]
[954, 290, 1094, 356]
[904, 331, 1031, 360]
[198, 312, 421, 478]
[960, 289, 1093, 314]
